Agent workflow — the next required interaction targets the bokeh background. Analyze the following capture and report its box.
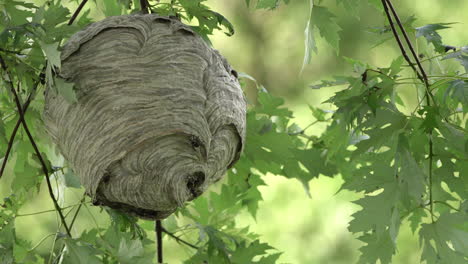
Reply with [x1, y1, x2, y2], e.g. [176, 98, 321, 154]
[1, 0, 467, 263]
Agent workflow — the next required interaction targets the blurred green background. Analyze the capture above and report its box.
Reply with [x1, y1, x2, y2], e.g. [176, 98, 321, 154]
[1, 0, 467, 263]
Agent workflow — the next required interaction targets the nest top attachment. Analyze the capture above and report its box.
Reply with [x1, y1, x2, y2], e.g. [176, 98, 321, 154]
[43, 14, 246, 219]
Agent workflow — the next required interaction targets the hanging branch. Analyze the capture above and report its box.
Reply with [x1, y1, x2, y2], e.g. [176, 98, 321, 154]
[161, 227, 198, 250]
[156, 220, 163, 263]
[384, 0, 436, 105]
[140, 0, 150, 14]
[381, 0, 435, 222]
[0, 1, 90, 235]
[380, 0, 423, 83]
[0, 0, 89, 180]
[0, 80, 39, 179]
[68, 0, 89, 25]
[0, 56, 71, 236]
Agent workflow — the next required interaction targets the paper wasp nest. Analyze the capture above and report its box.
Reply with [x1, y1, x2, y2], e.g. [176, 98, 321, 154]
[43, 14, 246, 219]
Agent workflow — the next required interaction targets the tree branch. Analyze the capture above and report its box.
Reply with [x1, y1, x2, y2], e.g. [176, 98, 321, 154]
[384, 0, 436, 105]
[0, 77, 41, 179]
[161, 227, 198, 250]
[68, 0, 89, 25]
[156, 220, 163, 263]
[140, 0, 150, 14]
[380, 0, 423, 83]
[381, 0, 436, 223]
[1, 0, 87, 180]
[0, 56, 71, 236]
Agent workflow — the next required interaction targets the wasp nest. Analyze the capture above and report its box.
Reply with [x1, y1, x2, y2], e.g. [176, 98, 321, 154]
[43, 14, 246, 219]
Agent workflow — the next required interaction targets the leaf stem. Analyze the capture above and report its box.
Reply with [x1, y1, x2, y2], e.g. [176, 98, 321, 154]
[433, 200, 460, 212]
[16, 201, 88, 217]
[28, 233, 57, 252]
[161, 227, 198, 250]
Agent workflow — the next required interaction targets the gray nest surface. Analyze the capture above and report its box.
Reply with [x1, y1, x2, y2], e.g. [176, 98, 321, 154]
[43, 14, 246, 219]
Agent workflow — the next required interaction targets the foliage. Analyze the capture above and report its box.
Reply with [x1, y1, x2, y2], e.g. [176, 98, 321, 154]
[0, 0, 467, 264]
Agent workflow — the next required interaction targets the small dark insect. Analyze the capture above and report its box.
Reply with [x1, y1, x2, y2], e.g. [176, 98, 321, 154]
[189, 135, 201, 149]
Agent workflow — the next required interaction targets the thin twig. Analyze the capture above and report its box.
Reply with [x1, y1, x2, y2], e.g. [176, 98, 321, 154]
[16, 201, 89, 217]
[433, 200, 460, 212]
[381, 0, 436, 223]
[380, 0, 423, 83]
[69, 195, 86, 230]
[384, 0, 436, 105]
[161, 227, 198, 250]
[0, 48, 24, 55]
[0, 56, 71, 236]
[0, 77, 40, 179]
[68, 0, 89, 25]
[0, 0, 89, 232]
[156, 220, 163, 263]
[0, 0, 88, 178]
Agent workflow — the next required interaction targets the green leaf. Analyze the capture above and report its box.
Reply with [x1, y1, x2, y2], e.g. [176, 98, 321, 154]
[349, 183, 399, 234]
[283, 148, 338, 195]
[230, 240, 275, 263]
[415, 23, 453, 53]
[101, 0, 125, 17]
[3, 0, 36, 26]
[396, 135, 426, 203]
[117, 238, 144, 263]
[207, 10, 235, 36]
[444, 79, 468, 107]
[419, 212, 468, 264]
[54, 77, 77, 103]
[256, 0, 279, 9]
[442, 46, 468, 72]
[256, 89, 293, 117]
[311, 5, 341, 53]
[309, 77, 348, 89]
[336, 0, 362, 17]
[358, 231, 395, 264]
[303, 3, 341, 69]
[39, 41, 61, 69]
[12, 139, 42, 192]
[62, 168, 81, 188]
[365, 0, 384, 11]
[0, 221, 15, 264]
[62, 238, 101, 264]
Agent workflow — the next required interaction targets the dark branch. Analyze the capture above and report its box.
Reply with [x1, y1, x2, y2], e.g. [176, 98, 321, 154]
[380, 0, 424, 83]
[381, 0, 436, 223]
[0, 0, 90, 235]
[384, 0, 435, 104]
[0, 77, 41, 179]
[0, 56, 71, 236]
[140, 0, 150, 14]
[161, 227, 199, 250]
[156, 220, 163, 263]
[68, 0, 89, 25]
[1, 0, 87, 179]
